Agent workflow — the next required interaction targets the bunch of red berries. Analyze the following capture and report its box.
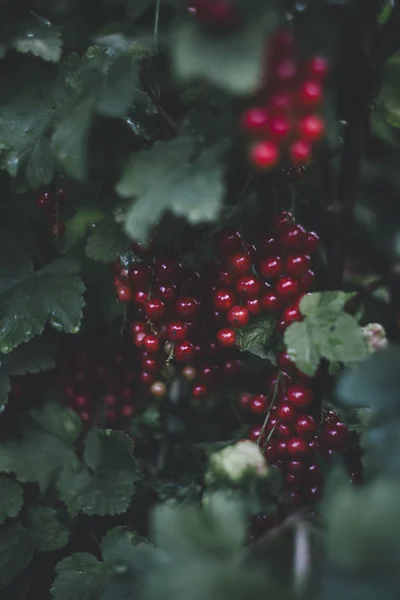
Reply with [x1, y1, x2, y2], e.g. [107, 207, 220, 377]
[58, 345, 142, 428]
[35, 188, 66, 239]
[241, 28, 329, 169]
[187, 0, 239, 31]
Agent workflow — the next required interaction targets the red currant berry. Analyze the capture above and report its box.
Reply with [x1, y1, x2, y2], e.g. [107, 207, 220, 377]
[167, 321, 188, 342]
[241, 106, 269, 133]
[275, 423, 292, 439]
[144, 298, 165, 321]
[308, 437, 321, 453]
[299, 269, 315, 292]
[281, 224, 307, 250]
[195, 0, 238, 28]
[264, 440, 278, 462]
[120, 404, 135, 419]
[248, 425, 263, 443]
[249, 394, 268, 415]
[155, 283, 178, 302]
[212, 265, 234, 286]
[299, 114, 325, 141]
[142, 334, 160, 353]
[277, 440, 288, 457]
[307, 55, 330, 79]
[154, 258, 183, 283]
[235, 275, 261, 297]
[128, 264, 151, 287]
[295, 414, 316, 437]
[285, 254, 311, 277]
[304, 231, 319, 253]
[261, 290, 281, 310]
[297, 80, 323, 108]
[324, 410, 340, 425]
[307, 463, 322, 483]
[133, 289, 149, 305]
[36, 191, 53, 210]
[130, 321, 147, 335]
[268, 90, 293, 112]
[322, 422, 349, 450]
[140, 371, 155, 385]
[258, 235, 280, 255]
[287, 436, 309, 457]
[268, 116, 291, 139]
[216, 328, 237, 348]
[141, 356, 160, 372]
[245, 296, 262, 314]
[133, 331, 146, 347]
[285, 472, 301, 487]
[273, 58, 297, 82]
[228, 252, 252, 275]
[282, 304, 302, 324]
[276, 403, 296, 423]
[274, 211, 294, 232]
[287, 460, 305, 474]
[275, 276, 299, 300]
[213, 289, 236, 312]
[175, 341, 195, 362]
[290, 139, 312, 163]
[216, 228, 242, 253]
[223, 359, 242, 377]
[117, 286, 132, 302]
[130, 239, 154, 258]
[249, 140, 279, 169]
[227, 305, 250, 327]
[176, 296, 199, 319]
[239, 391, 252, 410]
[286, 385, 313, 408]
[192, 383, 208, 398]
[259, 256, 283, 280]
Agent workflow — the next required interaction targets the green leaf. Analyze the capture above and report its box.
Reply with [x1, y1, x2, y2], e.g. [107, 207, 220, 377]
[284, 321, 321, 377]
[58, 207, 104, 254]
[299, 291, 356, 318]
[3, 335, 57, 376]
[85, 219, 129, 263]
[236, 316, 276, 353]
[96, 53, 139, 118]
[171, 6, 278, 95]
[0, 258, 85, 353]
[27, 506, 69, 552]
[116, 137, 226, 244]
[0, 477, 24, 524]
[51, 553, 109, 600]
[0, 523, 35, 588]
[58, 429, 141, 516]
[13, 13, 62, 63]
[0, 403, 81, 493]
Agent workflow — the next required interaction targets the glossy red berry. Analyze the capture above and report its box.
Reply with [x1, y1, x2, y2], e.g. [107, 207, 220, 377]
[239, 391, 252, 410]
[282, 304, 302, 324]
[297, 80, 323, 107]
[128, 264, 151, 287]
[285, 385, 313, 407]
[117, 286, 132, 302]
[273, 58, 297, 82]
[192, 383, 208, 398]
[140, 371, 155, 385]
[307, 463, 322, 482]
[281, 224, 307, 250]
[144, 298, 165, 321]
[277, 440, 288, 457]
[289, 139, 312, 163]
[276, 403, 296, 423]
[295, 414, 316, 437]
[142, 334, 160, 353]
[285, 254, 311, 277]
[287, 437, 309, 457]
[264, 440, 278, 462]
[174, 341, 195, 362]
[213, 289, 236, 312]
[141, 356, 160, 372]
[223, 358, 243, 377]
[227, 305, 250, 327]
[130, 239, 154, 258]
[175, 297, 199, 319]
[36, 191, 53, 210]
[216, 229, 242, 253]
[324, 410, 340, 425]
[228, 252, 252, 275]
[245, 297, 262, 314]
[235, 275, 262, 297]
[155, 283, 178, 302]
[133, 289, 149, 305]
[249, 394, 268, 415]
[308, 437, 321, 453]
[249, 140, 279, 169]
[307, 56, 330, 79]
[287, 460, 305, 474]
[322, 422, 349, 450]
[275, 423, 292, 439]
[167, 321, 188, 342]
[154, 258, 183, 283]
[304, 231, 319, 253]
[216, 328, 237, 348]
[241, 106, 269, 133]
[248, 425, 263, 443]
[259, 256, 283, 280]
[195, 0, 238, 28]
[268, 116, 291, 139]
[133, 331, 146, 347]
[120, 404, 135, 419]
[211, 265, 234, 286]
[299, 114, 325, 141]
[261, 291, 281, 310]
[299, 269, 315, 292]
[275, 276, 299, 300]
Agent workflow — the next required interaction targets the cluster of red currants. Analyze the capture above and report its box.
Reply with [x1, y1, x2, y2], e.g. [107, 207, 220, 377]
[35, 188, 66, 239]
[58, 345, 142, 428]
[241, 28, 329, 169]
[187, 0, 239, 31]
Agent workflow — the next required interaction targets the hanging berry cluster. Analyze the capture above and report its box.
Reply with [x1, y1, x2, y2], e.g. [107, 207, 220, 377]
[241, 28, 329, 169]
[35, 187, 66, 240]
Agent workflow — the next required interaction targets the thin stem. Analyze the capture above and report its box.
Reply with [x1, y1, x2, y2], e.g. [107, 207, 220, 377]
[153, 0, 161, 49]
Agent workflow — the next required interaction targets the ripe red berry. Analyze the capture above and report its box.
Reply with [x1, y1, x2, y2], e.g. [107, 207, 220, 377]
[249, 140, 279, 169]
[287, 460, 305, 474]
[276, 318, 290, 334]
[322, 422, 349, 450]
[249, 394, 268, 415]
[154, 258, 183, 283]
[275, 276, 299, 300]
[209, 265, 234, 286]
[275, 423, 292, 439]
[245, 296, 262, 314]
[235, 275, 262, 297]
[282, 304, 302, 324]
[140, 371, 155, 385]
[264, 440, 278, 462]
[141, 356, 160, 372]
[304, 231, 319, 253]
[307, 463, 322, 482]
[174, 341, 195, 362]
[286, 385, 313, 408]
[276, 403, 296, 422]
[175, 297, 199, 319]
[133, 289, 149, 305]
[258, 235, 280, 255]
[155, 283, 178, 302]
[192, 383, 208, 398]
[289, 139, 312, 163]
[130, 239, 154, 258]
[228, 252, 252, 275]
[223, 358, 242, 377]
[120, 404, 135, 419]
[130, 319, 146, 335]
[167, 321, 188, 342]
[268, 90, 293, 112]
[273, 58, 297, 82]
[248, 425, 263, 443]
[261, 290, 281, 310]
[239, 391, 252, 410]
[307, 485, 322, 502]
[308, 437, 321, 453]
[216, 328, 237, 348]
[117, 286, 132, 302]
[285, 254, 311, 277]
[277, 440, 288, 457]
[295, 414, 316, 437]
[307, 55, 329, 79]
[268, 116, 291, 139]
[142, 334, 160, 353]
[128, 264, 151, 287]
[297, 80, 323, 108]
[259, 256, 283, 280]
[241, 106, 269, 133]
[281, 224, 307, 250]
[133, 331, 146, 348]
[103, 394, 118, 407]
[144, 298, 165, 321]
[227, 305, 250, 327]
[287, 437, 309, 457]
[36, 191, 53, 210]
[216, 229, 242, 253]
[299, 269, 315, 292]
[299, 114, 325, 141]
[213, 289, 236, 312]
[195, 0, 238, 28]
